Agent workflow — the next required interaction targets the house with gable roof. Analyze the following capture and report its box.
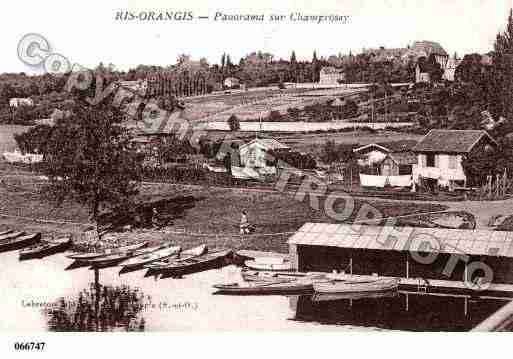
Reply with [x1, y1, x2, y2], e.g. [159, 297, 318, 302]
[412, 129, 498, 189]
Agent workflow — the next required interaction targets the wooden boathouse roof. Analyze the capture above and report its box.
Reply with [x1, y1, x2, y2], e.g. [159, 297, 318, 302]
[288, 223, 513, 258]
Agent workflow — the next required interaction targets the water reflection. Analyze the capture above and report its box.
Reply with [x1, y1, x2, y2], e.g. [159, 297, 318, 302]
[45, 281, 146, 332]
[291, 292, 509, 331]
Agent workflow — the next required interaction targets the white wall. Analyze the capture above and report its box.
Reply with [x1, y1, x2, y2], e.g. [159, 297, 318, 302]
[240, 143, 269, 168]
[415, 153, 466, 183]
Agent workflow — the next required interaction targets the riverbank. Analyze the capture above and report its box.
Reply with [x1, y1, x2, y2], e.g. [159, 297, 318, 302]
[0, 178, 447, 254]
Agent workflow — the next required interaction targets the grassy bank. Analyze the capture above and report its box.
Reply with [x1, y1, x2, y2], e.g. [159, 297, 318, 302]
[0, 176, 447, 254]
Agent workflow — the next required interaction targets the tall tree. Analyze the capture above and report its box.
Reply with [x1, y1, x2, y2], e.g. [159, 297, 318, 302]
[220, 53, 226, 72]
[493, 9, 513, 122]
[42, 83, 143, 230]
[311, 51, 320, 82]
[290, 51, 298, 82]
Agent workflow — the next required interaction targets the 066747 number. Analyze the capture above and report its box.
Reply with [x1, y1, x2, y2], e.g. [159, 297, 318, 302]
[14, 342, 45, 351]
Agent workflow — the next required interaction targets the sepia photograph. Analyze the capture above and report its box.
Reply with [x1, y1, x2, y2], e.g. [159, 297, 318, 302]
[1, 1, 513, 355]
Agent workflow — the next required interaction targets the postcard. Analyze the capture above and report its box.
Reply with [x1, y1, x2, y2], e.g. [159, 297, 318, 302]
[1, 0, 513, 356]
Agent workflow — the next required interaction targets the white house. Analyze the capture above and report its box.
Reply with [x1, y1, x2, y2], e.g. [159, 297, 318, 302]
[319, 67, 345, 85]
[443, 56, 461, 82]
[412, 129, 498, 189]
[223, 77, 240, 88]
[9, 98, 34, 107]
[239, 138, 290, 172]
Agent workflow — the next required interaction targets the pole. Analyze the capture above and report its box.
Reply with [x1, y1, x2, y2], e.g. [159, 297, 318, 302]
[94, 268, 100, 331]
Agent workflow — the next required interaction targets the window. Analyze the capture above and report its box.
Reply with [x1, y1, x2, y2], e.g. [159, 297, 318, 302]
[399, 165, 412, 175]
[426, 154, 435, 167]
[448, 155, 457, 169]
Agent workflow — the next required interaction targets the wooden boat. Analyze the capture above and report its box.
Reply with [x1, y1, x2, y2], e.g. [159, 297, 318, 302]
[244, 258, 293, 271]
[119, 245, 181, 274]
[0, 229, 13, 237]
[144, 244, 208, 277]
[158, 249, 233, 279]
[241, 269, 325, 282]
[313, 278, 399, 294]
[0, 231, 25, 242]
[88, 242, 171, 269]
[213, 277, 318, 295]
[66, 241, 148, 260]
[312, 290, 398, 302]
[19, 236, 72, 260]
[233, 250, 289, 266]
[0, 233, 41, 253]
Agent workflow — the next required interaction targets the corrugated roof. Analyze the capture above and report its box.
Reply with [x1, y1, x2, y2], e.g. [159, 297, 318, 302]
[412, 129, 496, 153]
[288, 223, 513, 258]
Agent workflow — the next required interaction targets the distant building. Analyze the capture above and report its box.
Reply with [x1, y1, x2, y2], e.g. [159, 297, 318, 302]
[379, 152, 417, 176]
[412, 129, 498, 189]
[9, 98, 34, 107]
[319, 67, 345, 85]
[117, 80, 148, 97]
[415, 62, 431, 83]
[443, 56, 462, 82]
[353, 140, 417, 167]
[224, 77, 240, 88]
[239, 138, 290, 171]
[363, 46, 408, 63]
[402, 40, 449, 68]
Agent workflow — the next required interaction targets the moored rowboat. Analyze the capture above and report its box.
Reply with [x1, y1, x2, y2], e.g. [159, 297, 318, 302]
[312, 290, 398, 302]
[213, 277, 319, 295]
[66, 241, 149, 261]
[19, 236, 72, 260]
[244, 259, 293, 271]
[158, 249, 232, 279]
[241, 269, 325, 282]
[119, 245, 181, 274]
[88, 242, 168, 269]
[0, 233, 41, 253]
[0, 229, 13, 237]
[144, 244, 208, 277]
[313, 278, 399, 294]
[0, 231, 25, 242]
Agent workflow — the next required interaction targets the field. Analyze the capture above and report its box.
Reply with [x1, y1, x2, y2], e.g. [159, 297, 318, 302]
[199, 120, 414, 132]
[0, 125, 31, 153]
[183, 87, 366, 123]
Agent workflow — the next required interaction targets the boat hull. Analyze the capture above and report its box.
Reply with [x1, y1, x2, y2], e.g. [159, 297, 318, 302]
[119, 245, 181, 274]
[244, 259, 293, 271]
[0, 233, 41, 253]
[313, 278, 399, 294]
[157, 250, 233, 279]
[213, 280, 314, 295]
[19, 237, 72, 260]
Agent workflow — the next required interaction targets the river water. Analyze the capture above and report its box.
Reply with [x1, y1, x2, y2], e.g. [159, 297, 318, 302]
[0, 251, 507, 332]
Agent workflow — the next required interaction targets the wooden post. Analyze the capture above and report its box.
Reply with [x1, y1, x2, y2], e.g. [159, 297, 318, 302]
[464, 263, 468, 283]
[94, 268, 100, 331]
[406, 256, 410, 279]
[350, 257, 353, 275]
[405, 293, 409, 311]
[464, 296, 468, 317]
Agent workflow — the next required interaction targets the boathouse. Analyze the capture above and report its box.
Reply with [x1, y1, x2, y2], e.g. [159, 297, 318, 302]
[288, 223, 513, 285]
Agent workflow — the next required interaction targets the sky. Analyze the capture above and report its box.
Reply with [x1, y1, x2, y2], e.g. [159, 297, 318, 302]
[1, 0, 512, 74]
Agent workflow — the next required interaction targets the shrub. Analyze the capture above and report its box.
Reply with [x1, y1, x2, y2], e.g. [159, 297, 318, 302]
[227, 114, 240, 131]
